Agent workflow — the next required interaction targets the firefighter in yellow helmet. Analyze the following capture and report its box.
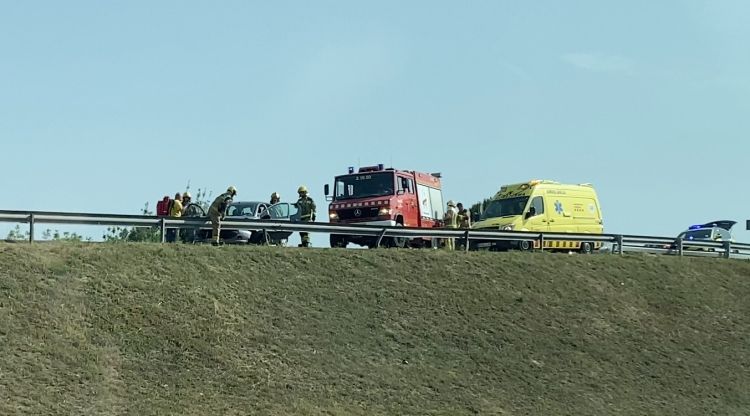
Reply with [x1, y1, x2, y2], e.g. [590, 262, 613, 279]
[443, 200, 458, 250]
[270, 192, 280, 205]
[181, 191, 202, 218]
[208, 186, 237, 246]
[294, 185, 316, 247]
[179, 191, 199, 242]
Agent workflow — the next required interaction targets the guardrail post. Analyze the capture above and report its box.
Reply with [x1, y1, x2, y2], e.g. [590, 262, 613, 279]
[375, 228, 388, 248]
[676, 237, 683, 257]
[464, 230, 470, 252]
[159, 218, 166, 243]
[616, 235, 624, 255]
[263, 229, 270, 245]
[724, 241, 732, 259]
[539, 233, 544, 252]
[28, 214, 35, 244]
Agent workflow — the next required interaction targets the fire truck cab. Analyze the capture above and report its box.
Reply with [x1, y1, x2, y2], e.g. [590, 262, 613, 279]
[324, 164, 444, 248]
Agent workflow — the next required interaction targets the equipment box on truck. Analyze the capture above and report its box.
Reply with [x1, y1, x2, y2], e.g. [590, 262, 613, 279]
[471, 179, 604, 253]
[324, 164, 444, 248]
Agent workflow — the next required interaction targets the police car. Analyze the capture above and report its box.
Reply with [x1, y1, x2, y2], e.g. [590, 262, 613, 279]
[667, 220, 737, 252]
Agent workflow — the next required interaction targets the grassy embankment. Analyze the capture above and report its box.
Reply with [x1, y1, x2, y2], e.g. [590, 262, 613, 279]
[1, 243, 749, 415]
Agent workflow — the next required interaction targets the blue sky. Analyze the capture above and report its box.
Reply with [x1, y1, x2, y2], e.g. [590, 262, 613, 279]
[1, 1, 749, 245]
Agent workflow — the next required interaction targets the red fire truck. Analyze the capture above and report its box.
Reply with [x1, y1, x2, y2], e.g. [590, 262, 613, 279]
[324, 164, 445, 248]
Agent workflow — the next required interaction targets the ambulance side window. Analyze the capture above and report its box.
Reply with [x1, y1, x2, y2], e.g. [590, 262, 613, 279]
[530, 196, 544, 216]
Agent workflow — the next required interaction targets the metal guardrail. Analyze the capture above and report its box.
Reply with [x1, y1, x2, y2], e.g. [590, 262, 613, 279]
[0, 210, 748, 259]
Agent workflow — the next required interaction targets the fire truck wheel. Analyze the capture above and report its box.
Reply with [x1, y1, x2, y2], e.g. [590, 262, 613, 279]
[389, 223, 407, 248]
[329, 234, 347, 248]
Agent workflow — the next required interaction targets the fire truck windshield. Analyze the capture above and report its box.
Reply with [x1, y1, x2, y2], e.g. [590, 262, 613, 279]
[481, 197, 529, 220]
[334, 172, 395, 200]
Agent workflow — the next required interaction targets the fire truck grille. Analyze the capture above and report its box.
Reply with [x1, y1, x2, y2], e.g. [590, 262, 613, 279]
[336, 207, 380, 220]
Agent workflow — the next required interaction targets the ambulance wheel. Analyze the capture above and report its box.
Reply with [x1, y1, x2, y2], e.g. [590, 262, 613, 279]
[580, 242, 593, 254]
[518, 240, 533, 252]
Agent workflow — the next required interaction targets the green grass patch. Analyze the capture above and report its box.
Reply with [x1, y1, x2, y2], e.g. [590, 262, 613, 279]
[1, 243, 749, 415]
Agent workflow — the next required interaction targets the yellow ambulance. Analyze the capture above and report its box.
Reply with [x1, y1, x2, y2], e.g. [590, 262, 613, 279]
[471, 180, 604, 252]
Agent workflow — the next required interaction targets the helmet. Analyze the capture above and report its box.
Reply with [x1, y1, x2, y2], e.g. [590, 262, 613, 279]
[227, 186, 237, 195]
[297, 185, 308, 194]
[447, 200, 456, 207]
[182, 191, 191, 199]
[271, 192, 280, 199]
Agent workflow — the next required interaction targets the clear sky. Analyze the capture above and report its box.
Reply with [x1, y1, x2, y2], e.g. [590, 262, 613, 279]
[1, 1, 749, 245]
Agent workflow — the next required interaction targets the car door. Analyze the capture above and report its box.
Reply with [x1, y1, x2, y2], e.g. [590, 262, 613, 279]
[396, 176, 418, 227]
[522, 195, 549, 232]
[265, 203, 292, 220]
[255, 203, 269, 218]
[261, 202, 296, 243]
[546, 196, 575, 233]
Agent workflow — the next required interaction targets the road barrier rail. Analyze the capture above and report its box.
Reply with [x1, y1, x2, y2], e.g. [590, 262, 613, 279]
[1, 210, 748, 259]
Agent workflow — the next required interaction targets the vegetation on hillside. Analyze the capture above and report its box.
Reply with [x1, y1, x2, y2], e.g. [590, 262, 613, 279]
[1, 244, 748, 415]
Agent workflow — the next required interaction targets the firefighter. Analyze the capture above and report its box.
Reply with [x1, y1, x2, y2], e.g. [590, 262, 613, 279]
[443, 200, 458, 250]
[270, 192, 280, 204]
[456, 202, 471, 249]
[457, 202, 471, 229]
[294, 185, 316, 247]
[180, 191, 199, 243]
[166, 193, 183, 243]
[208, 186, 237, 246]
[182, 191, 192, 207]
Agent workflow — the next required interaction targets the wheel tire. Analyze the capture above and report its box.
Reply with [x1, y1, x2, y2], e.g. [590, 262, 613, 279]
[330, 234, 347, 248]
[518, 240, 533, 251]
[388, 223, 407, 248]
[580, 241, 593, 254]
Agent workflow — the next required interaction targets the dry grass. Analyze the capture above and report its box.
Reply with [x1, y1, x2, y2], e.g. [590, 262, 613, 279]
[1, 243, 749, 415]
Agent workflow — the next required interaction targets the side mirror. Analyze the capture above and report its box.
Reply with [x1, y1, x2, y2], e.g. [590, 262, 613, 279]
[324, 184, 330, 196]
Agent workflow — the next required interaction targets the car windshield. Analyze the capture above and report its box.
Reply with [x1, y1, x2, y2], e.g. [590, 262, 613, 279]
[226, 202, 260, 217]
[481, 197, 529, 220]
[334, 172, 394, 200]
[679, 229, 713, 240]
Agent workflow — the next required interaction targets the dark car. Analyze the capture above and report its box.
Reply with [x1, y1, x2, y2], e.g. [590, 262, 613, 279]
[181, 200, 299, 245]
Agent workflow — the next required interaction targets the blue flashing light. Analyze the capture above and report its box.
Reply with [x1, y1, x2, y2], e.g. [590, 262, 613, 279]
[688, 224, 703, 230]
[377, 163, 384, 170]
[348, 166, 354, 174]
